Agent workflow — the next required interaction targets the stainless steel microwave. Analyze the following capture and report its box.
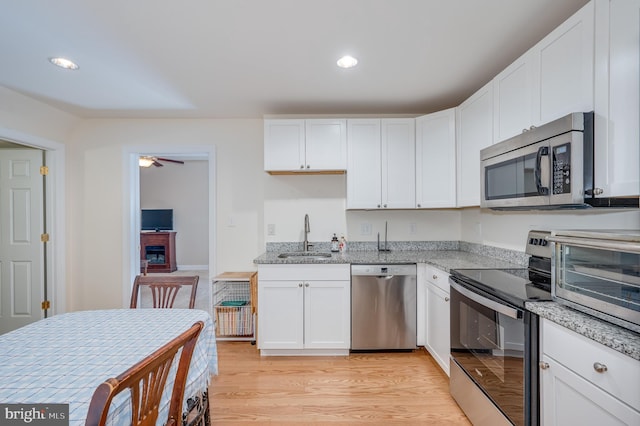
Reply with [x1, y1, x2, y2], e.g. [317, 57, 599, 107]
[481, 112, 594, 209]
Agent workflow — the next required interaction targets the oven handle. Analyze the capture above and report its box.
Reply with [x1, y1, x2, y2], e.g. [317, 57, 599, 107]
[449, 279, 522, 320]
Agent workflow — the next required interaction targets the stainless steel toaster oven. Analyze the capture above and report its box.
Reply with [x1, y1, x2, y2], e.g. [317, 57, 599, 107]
[549, 229, 640, 333]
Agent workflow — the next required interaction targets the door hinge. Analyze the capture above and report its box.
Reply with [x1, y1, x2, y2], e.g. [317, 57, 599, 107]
[40, 166, 49, 175]
[41, 233, 50, 242]
[41, 300, 51, 310]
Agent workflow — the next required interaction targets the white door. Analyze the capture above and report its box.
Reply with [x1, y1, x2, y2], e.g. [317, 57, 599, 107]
[0, 149, 45, 334]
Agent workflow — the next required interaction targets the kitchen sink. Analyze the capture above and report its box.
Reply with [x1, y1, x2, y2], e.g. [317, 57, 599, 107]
[277, 252, 332, 260]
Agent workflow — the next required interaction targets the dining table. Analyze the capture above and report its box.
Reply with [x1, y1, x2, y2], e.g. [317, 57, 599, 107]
[0, 308, 217, 425]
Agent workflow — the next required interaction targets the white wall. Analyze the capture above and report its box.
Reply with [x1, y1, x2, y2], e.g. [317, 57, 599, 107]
[140, 160, 208, 267]
[460, 207, 640, 252]
[66, 118, 264, 310]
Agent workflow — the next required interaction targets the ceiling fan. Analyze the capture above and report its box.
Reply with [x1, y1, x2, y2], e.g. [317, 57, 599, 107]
[138, 156, 185, 167]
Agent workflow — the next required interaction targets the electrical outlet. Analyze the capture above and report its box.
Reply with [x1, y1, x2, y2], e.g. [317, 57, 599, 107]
[267, 224, 276, 236]
[409, 223, 417, 235]
[360, 223, 372, 235]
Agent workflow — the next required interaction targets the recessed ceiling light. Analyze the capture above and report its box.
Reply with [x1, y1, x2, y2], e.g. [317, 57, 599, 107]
[48, 57, 79, 70]
[337, 55, 358, 69]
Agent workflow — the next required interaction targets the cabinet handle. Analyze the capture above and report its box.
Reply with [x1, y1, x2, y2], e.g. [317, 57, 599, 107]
[444, 297, 450, 302]
[539, 362, 550, 370]
[417, 204, 421, 207]
[298, 283, 303, 287]
[593, 362, 608, 373]
[377, 204, 381, 208]
[433, 274, 438, 280]
[306, 164, 310, 169]
[300, 164, 304, 169]
[383, 204, 387, 208]
[305, 283, 309, 287]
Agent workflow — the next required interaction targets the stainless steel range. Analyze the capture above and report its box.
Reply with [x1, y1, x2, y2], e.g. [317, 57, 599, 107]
[449, 230, 553, 426]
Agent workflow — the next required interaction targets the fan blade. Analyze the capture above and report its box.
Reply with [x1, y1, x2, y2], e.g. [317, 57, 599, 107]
[156, 157, 184, 165]
[152, 160, 164, 167]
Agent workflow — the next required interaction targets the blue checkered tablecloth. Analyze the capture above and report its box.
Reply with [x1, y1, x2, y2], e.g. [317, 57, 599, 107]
[0, 309, 217, 425]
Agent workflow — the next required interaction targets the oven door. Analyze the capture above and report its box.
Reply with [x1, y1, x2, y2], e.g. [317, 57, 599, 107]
[449, 278, 531, 426]
[481, 139, 551, 209]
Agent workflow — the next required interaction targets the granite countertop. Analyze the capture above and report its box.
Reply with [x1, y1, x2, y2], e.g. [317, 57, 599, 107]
[526, 301, 640, 361]
[253, 249, 523, 273]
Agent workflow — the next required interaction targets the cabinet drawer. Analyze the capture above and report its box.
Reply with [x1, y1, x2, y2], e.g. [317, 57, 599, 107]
[542, 319, 640, 411]
[258, 263, 350, 281]
[426, 265, 450, 293]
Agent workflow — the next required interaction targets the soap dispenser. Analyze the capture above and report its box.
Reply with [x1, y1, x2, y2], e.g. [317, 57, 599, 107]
[331, 234, 339, 252]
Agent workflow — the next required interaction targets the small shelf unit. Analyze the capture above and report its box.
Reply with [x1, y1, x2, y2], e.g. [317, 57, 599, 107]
[212, 272, 257, 341]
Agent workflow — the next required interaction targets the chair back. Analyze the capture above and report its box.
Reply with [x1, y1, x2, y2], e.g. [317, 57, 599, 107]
[85, 321, 204, 426]
[130, 275, 199, 309]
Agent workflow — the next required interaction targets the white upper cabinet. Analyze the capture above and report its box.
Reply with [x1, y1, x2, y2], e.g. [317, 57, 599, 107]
[493, 1, 595, 143]
[493, 52, 534, 143]
[264, 119, 305, 171]
[305, 119, 348, 170]
[264, 119, 347, 172]
[532, 1, 594, 125]
[347, 119, 382, 209]
[347, 118, 415, 209]
[415, 109, 456, 208]
[594, 0, 640, 198]
[456, 81, 494, 207]
[381, 118, 416, 209]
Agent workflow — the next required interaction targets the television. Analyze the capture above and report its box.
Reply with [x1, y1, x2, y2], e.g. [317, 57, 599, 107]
[141, 209, 173, 231]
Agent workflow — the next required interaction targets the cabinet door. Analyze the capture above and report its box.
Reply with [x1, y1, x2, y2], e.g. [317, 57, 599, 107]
[264, 119, 305, 171]
[532, 1, 594, 126]
[493, 51, 534, 143]
[304, 280, 351, 349]
[594, 0, 640, 198]
[425, 268, 450, 376]
[257, 281, 304, 349]
[456, 81, 494, 207]
[347, 119, 382, 209]
[381, 118, 416, 208]
[415, 109, 456, 208]
[305, 119, 347, 170]
[540, 355, 640, 426]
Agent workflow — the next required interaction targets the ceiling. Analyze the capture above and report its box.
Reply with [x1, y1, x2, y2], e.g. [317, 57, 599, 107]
[0, 0, 589, 119]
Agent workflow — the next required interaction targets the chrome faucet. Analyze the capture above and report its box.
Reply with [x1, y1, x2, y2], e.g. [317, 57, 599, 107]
[303, 214, 313, 252]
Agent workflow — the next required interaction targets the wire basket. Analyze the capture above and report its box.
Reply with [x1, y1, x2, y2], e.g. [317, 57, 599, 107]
[213, 281, 253, 337]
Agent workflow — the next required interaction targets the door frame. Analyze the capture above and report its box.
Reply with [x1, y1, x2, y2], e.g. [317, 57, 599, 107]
[0, 126, 66, 316]
[122, 145, 217, 308]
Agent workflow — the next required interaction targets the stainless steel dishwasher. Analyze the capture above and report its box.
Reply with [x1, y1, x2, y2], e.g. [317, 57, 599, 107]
[351, 264, 417, 350]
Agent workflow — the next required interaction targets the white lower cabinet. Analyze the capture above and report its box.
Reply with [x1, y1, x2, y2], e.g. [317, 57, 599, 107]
[257, 264, 350, 355]
[418, 264, 450, 376]
[540, 318, 640, 425]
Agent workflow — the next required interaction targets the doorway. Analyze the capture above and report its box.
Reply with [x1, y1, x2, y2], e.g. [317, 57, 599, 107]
[123, 146, 217, 309]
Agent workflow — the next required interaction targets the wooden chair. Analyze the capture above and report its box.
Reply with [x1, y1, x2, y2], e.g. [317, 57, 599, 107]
[130, 275, 200, 309]
[85, 321, 204, 426]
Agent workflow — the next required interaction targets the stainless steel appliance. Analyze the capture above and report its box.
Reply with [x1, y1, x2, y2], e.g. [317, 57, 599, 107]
[481, 112, 639, 209]
[549, 229, 640, 333]
[351, 264, 416, 350]
[449, 230, 553, 426]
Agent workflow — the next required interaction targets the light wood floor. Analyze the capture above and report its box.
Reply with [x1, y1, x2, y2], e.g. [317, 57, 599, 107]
[209, 342, 471, 425]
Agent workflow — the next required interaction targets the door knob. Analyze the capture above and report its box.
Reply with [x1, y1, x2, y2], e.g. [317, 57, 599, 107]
[539, 362, 550, 370]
